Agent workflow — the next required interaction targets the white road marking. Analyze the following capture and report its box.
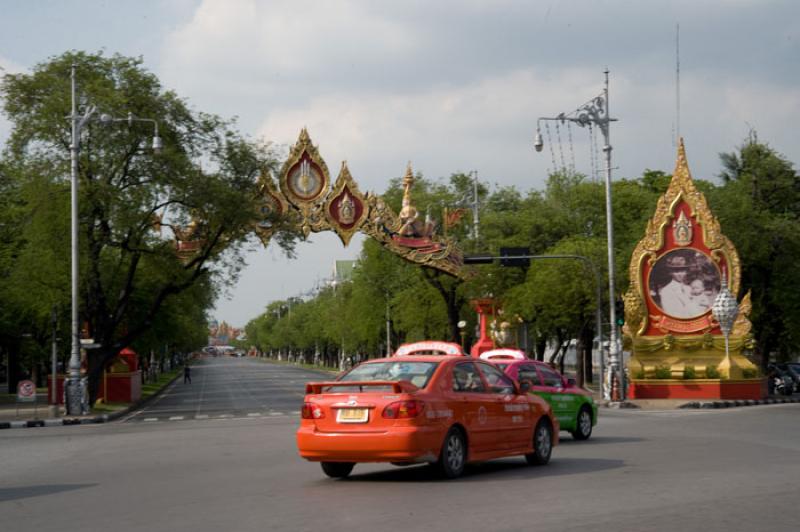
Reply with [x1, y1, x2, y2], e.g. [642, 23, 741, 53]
[144, 418, 159, 422]
[195, 414, 209, 419]
[169, 416, 184, 421]
[269, 412, 284, 416]
[247, 413, 262, 417]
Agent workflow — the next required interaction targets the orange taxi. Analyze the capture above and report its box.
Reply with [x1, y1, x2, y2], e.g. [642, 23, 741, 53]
[296, 341, 559, 479]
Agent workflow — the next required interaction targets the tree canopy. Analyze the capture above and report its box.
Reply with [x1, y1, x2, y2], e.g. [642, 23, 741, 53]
[0, 51, 297, 400]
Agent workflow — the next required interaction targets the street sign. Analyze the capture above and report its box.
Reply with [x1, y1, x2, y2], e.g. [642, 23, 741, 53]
[17, 380, 36, 402]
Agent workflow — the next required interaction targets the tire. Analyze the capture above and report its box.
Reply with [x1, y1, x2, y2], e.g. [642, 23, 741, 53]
[525, 419, 553, 466]
[436, 427, 467, 479]
[320, 462, 355, 478]
[571, 406, 593, 441]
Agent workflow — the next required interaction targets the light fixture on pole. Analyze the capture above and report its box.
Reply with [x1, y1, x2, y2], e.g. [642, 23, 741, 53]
[533, 69, 622, 401]
[65, 64, 162, 416]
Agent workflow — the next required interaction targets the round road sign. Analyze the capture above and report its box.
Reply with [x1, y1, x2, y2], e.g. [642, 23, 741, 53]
[17, 379, 36, 399]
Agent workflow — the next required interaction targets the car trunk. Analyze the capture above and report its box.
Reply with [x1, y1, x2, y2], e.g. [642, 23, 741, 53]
[305, 380, 424, 432]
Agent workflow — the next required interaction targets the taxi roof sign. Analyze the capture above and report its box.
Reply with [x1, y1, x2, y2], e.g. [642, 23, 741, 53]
[394, 341, 465, 357]
[479, 348, 527, 361]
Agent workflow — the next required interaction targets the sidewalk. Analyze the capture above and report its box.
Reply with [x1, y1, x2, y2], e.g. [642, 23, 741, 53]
[597, 396, 800, 410]
[0, 369, 182, 430]
[580, 384, 800, 410]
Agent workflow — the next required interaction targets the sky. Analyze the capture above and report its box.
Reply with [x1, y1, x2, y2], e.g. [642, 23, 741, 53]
[1, 0, 798, 328]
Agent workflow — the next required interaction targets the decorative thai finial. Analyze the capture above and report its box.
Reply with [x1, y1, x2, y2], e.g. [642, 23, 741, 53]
[712, 268, 738, 337]
[673, 137, 693, 183]
[402, 162, 414, 198]
[400, 162, 416, 219]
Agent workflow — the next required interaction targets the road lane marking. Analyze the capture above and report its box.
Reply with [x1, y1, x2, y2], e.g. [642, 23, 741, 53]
[269, 412, 284, 416]
[195, 414, 209, 419]
[169, 416, 184, 421]
[247, 413, 262, 417]
[144, 418, 159, 422]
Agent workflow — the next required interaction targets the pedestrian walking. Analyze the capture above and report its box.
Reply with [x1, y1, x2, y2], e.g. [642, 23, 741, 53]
[183, 364, 192, 384]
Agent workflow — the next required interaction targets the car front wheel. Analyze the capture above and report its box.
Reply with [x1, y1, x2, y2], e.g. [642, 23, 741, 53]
[321, 462, 355, 478]
[525, 419, 553, 465]
[571, 406, 593, 441]
[436, 427, 466, 479]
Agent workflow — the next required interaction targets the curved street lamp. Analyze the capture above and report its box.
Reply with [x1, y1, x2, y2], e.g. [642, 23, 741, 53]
[65, 64, 162, 415]
[533, 70, 622, 401]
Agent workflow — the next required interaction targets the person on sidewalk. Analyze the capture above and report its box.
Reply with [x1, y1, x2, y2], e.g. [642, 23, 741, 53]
[183, 364, 191, 384]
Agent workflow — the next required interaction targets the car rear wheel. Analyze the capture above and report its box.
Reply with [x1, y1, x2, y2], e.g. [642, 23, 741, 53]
[525, 419, 553, 465]
[436, 427, 466, 479]
[571, 406, 593, 441]
[320, 462, 355, 478]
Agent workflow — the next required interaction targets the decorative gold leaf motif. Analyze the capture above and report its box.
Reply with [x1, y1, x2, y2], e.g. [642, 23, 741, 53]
[267, 129, 467, 278]
[253, 168, 289, 247]
[324, 162, 368, 246]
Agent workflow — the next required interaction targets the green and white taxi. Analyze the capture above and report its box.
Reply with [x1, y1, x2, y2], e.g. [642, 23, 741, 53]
[481, 349, 598, 440]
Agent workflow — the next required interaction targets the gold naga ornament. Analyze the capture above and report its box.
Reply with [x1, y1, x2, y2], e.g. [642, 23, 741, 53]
[623, 139, 757, 383]
[173, 217, 206, 261]
[254, 128, 466, 278]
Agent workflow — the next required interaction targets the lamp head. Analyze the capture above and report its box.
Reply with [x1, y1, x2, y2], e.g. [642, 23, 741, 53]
[152, 135, 163, 154]
[533, 132, 544, 152]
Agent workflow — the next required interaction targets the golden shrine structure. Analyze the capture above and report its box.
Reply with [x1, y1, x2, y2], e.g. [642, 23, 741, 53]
[622, 140, 763, 399]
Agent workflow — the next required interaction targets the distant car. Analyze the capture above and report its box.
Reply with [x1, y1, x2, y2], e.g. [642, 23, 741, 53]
[481, 349, 598, 441]
[297, 349, 559, 479]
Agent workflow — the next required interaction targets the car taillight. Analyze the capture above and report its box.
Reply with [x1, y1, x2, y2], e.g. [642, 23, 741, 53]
[301, 403, 325, 419]
[382, 400, 424, 419]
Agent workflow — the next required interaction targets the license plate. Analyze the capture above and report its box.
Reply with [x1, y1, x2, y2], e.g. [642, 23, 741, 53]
[336, 408, 369, 423]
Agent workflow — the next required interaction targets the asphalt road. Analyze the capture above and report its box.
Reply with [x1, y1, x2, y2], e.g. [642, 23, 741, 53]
[2, 356, 799, 532]
[122, 356, 331, 422]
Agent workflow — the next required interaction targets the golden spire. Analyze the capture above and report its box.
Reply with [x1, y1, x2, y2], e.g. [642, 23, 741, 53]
[401, 162, 415, 212]
[672, 137, 693, 184]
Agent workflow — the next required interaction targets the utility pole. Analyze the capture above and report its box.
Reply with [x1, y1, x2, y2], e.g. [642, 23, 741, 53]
[534, 70, 623, 401]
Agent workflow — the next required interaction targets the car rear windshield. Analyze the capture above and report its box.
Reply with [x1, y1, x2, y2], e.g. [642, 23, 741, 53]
[338, 361, 439, 389]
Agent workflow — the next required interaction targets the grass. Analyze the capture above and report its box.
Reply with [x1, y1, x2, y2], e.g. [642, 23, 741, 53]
[141, 368, 181, 399]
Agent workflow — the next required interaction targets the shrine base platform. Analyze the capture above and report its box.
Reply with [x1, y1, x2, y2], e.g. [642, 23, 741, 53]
[628, 378, 767, 400]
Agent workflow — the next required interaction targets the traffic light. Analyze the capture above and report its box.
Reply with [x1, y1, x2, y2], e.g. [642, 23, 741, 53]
[615, 298, 625, 326]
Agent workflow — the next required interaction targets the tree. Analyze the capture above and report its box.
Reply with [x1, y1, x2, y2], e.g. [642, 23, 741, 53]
[0, 51, 297, 403]
[709, 135, 800, 365]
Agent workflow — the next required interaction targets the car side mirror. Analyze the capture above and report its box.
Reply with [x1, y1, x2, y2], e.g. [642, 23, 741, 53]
[518, 380, 532, 394]
[566, 377, 576, 387]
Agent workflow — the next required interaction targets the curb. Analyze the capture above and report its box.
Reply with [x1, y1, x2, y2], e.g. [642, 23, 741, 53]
[679, 396, 800, 409]
[601, 401, 641, 409]
[0, 371, 182, 431]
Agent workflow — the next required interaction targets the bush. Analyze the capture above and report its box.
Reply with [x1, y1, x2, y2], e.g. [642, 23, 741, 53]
[683, 366, 696, 379]
[742, 367, 759, 379]
[655, 365, 672, 379]
[705, 365, 721, 379]
[634, 369, 646, 379]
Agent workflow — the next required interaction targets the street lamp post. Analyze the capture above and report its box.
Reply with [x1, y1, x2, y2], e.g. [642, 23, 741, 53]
[65, 64, 162, 415]
[534, 70, 623, 401]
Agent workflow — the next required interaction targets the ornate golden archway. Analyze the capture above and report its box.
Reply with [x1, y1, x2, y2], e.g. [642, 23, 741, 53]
[251, 128, 466, 278]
